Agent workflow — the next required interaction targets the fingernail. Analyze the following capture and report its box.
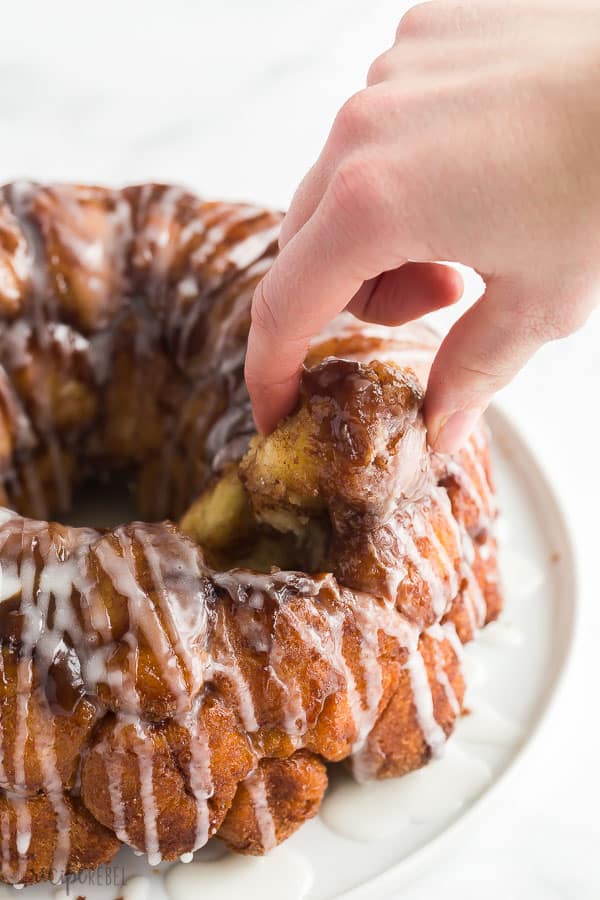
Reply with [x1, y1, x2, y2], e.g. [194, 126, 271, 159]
[431, 407, 482, 455]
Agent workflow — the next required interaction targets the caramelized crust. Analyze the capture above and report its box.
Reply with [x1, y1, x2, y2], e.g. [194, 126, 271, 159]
[352, 628, 465, 781]
[239, 358, 428, 535]
[81, 700, 255, 860]
[329, 486, 463, 630]
[0, 794, 120, 886]
[0, 646, 98, 793]
[0, 182, 502, 885]
[0, 199, 29, 318]
[218, 752, 328, 854]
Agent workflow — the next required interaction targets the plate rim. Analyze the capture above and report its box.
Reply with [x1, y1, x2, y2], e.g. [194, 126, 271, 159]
[333, 405, 579, 900]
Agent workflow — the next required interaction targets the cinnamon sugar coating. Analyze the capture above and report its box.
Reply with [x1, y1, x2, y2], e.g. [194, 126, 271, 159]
[0, 183, 500, 885]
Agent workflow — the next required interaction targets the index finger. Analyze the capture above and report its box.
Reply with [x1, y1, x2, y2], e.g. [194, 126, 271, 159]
[245, 166, 400, 434]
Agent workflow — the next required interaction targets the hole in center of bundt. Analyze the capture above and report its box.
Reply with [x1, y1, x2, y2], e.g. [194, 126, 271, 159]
[57, 475, 139, 530]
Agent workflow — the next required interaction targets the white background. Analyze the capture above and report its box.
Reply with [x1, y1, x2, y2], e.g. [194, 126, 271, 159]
[1, 1, 599, 897]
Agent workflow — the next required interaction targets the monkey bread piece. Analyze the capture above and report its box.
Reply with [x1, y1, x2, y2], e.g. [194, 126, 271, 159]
[329, 486, 463, 630]
[0, 198, 29, 318]
[436, 422, 497, 538]
[0, 182, 502, 886]
[6, 182, 131, 333]
[0, 793, 120, 886]
[0, 644, 98, 794]
[217, 752, 328, 854]
[350, 627, 465, 781]
[443, 531, 503, 643]
[80, 699, 256, 861]
[239, 358, 429, 536]
[182, 357, 432, 573]
[180, 468, 255, 564]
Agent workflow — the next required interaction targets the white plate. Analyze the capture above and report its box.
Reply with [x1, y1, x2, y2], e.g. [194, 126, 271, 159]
[20, 407, 577, 900]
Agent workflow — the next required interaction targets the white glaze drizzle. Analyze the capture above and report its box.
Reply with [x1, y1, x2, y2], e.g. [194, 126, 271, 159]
[177, 700, 213, 850]
[0, 183, 501, 888]
[404, 648, 447, 757]
[131, 720, 161, 867]
[244, 768, 277, 852]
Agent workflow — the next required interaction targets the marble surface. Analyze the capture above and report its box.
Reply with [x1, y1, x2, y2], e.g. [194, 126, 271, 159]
[1, 1, 599, 897]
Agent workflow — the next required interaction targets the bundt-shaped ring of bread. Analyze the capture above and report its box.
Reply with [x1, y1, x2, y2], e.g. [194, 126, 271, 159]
[0, 182, 501, 885]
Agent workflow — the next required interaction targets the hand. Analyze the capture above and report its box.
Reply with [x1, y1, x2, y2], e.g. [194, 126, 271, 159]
[245, 0, 600, 452]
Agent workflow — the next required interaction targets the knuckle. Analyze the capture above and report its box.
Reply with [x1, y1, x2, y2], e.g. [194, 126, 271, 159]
[250, 277, 280, 339]
[396, 2, 438, 39]
[332, 89, 374, 144]
[367, 52, 393, 86]
[329, 155, 380, 223]
[326, 153, 397, 268]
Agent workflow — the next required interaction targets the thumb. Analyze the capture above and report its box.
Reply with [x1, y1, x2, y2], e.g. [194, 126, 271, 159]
[425, 273, 575, 453]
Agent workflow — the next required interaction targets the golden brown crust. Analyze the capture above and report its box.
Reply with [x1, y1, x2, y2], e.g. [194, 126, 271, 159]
[0, 646, 98, 792]
[17, 183, 131, 333]
[0, 199, 29, 319]
[444, 533, 502, 642]
[351, 630, 465, 780]
[218, 752, 328, 854]
[80, 699, 255, 860]
[0, 182, 284, 523]
[0, 182, 502, 886]
[329, 488, 462, 630]
[0, 793, 120, 885]
[240, 358, 428, 536]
